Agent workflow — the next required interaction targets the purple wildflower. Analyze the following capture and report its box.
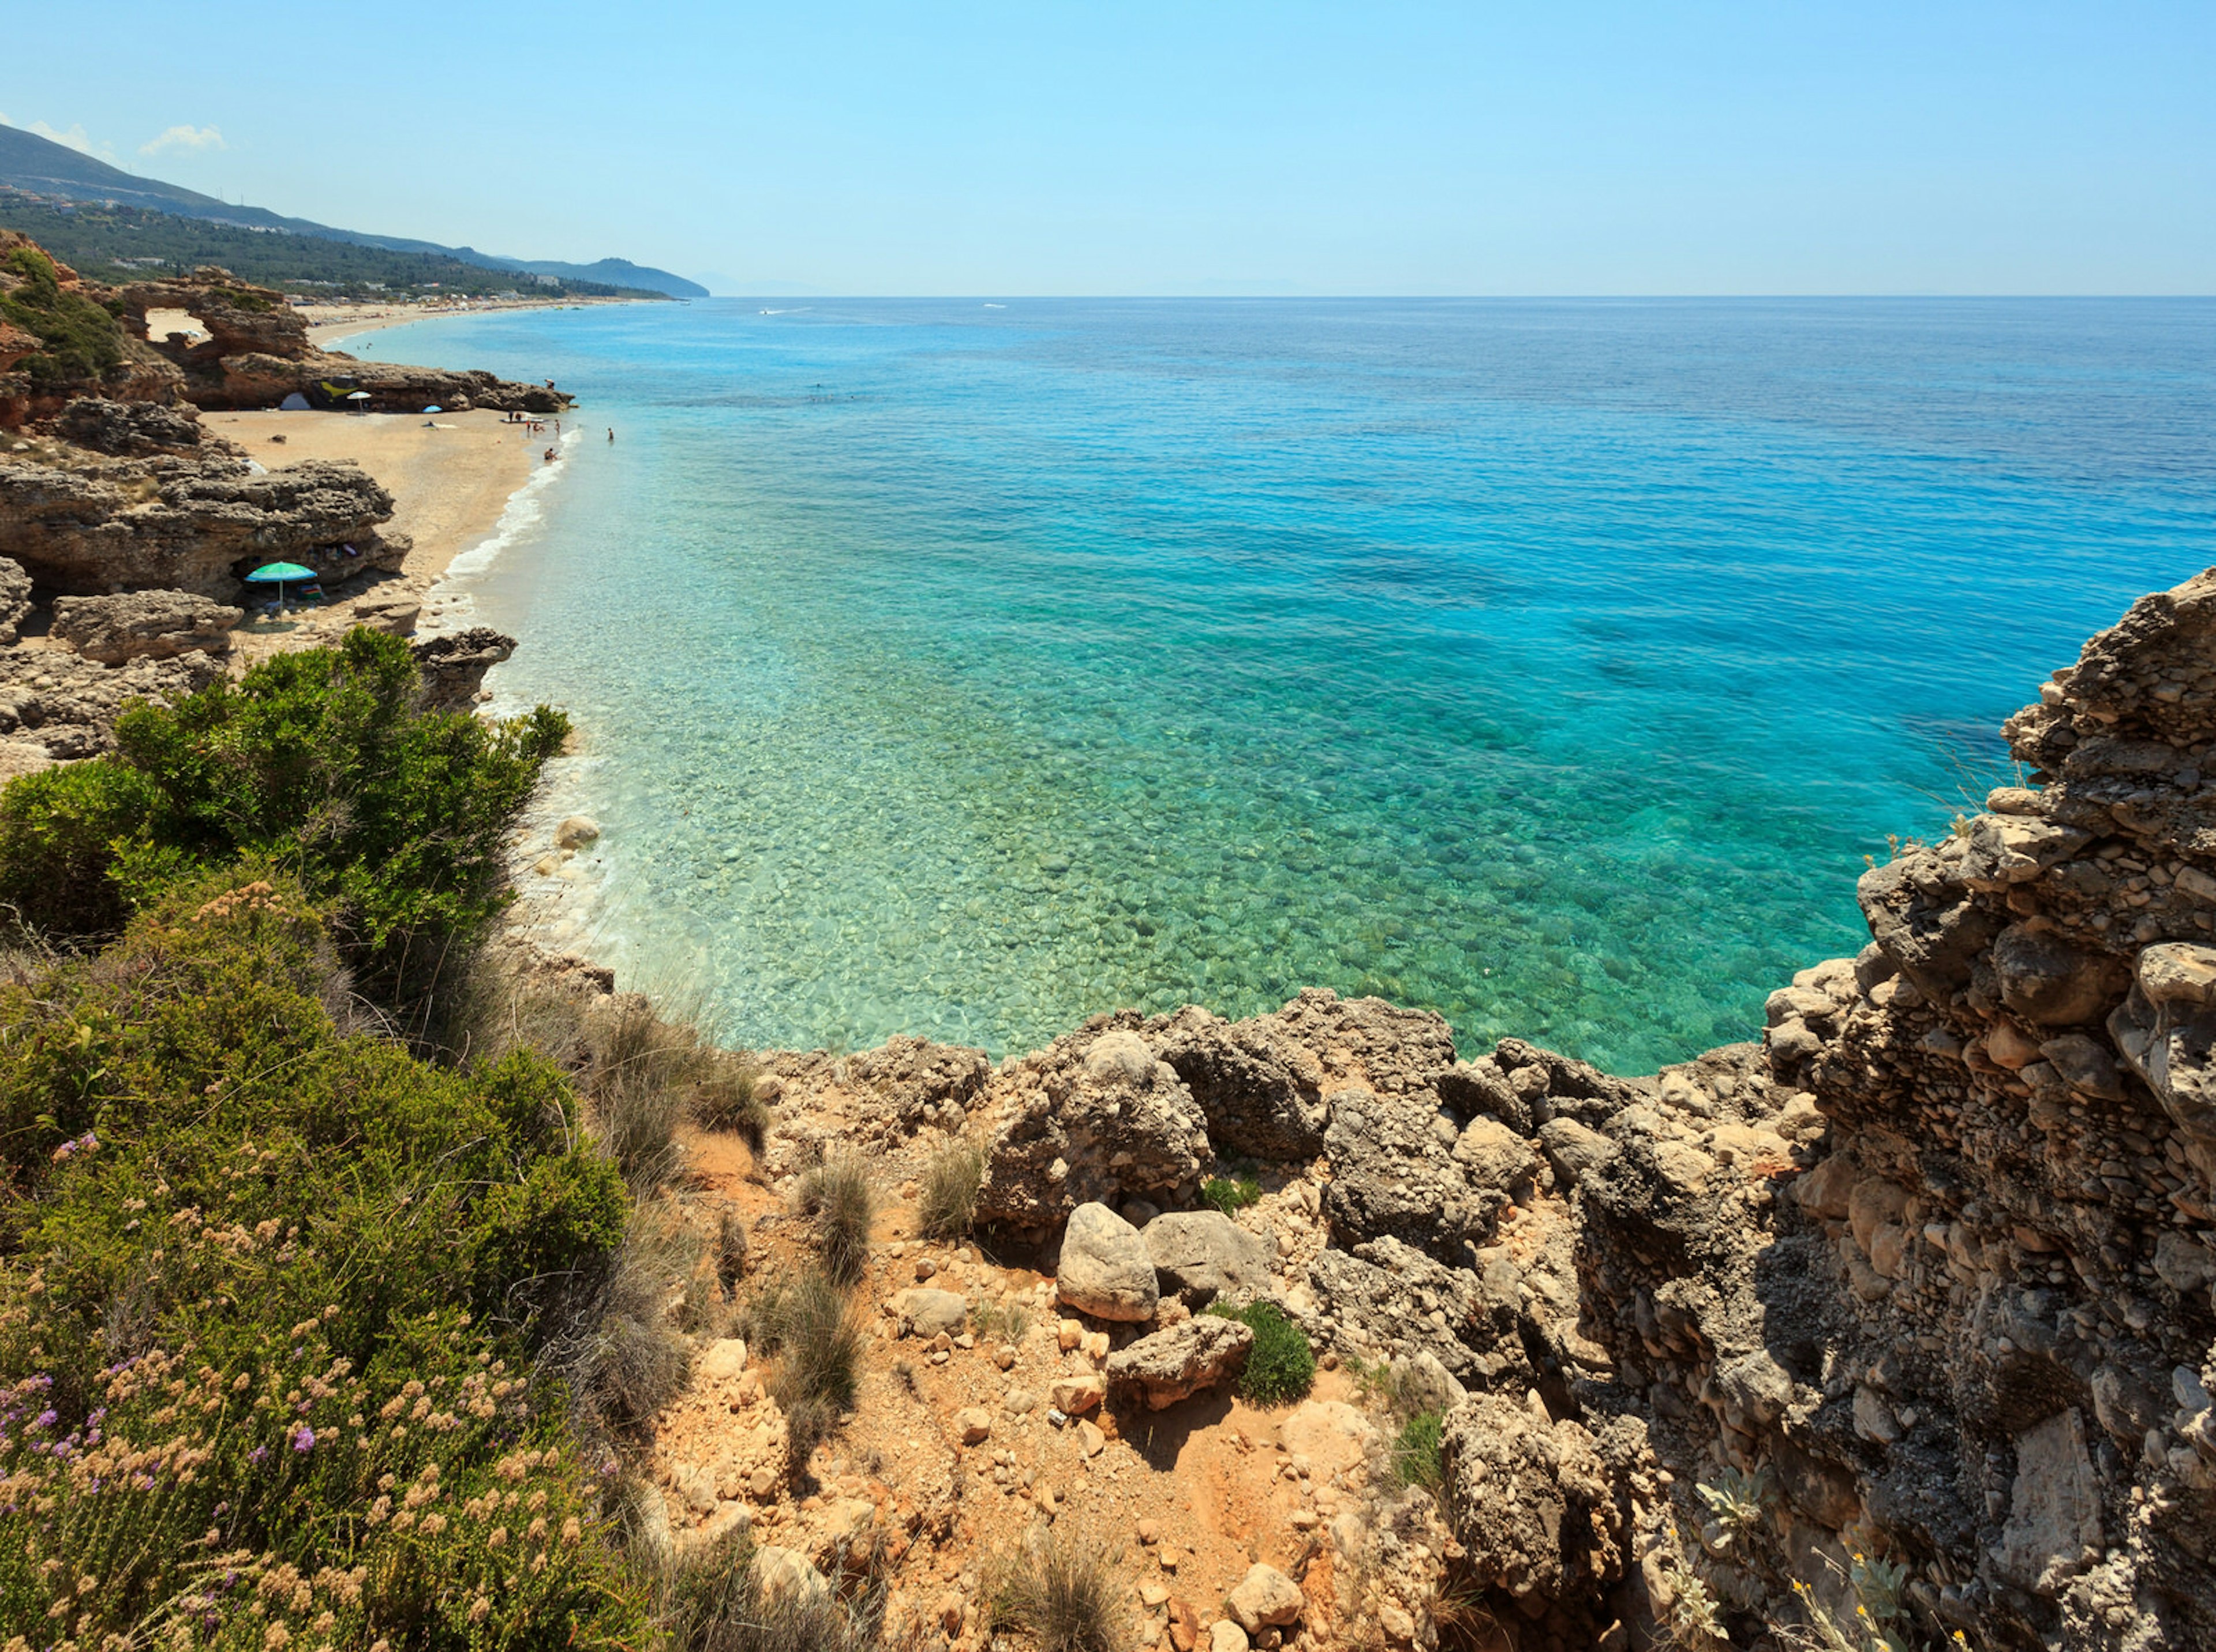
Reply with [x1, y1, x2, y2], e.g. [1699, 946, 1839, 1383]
[247, 1445, 268, 1465]
[290, 1424, 315, 1453]
[32, 1410, 56, 1430]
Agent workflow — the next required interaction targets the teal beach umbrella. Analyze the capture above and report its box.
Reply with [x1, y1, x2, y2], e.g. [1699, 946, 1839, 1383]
[244, 561, 318, 608]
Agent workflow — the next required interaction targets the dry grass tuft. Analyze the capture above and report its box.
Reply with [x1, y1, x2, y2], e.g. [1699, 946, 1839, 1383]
[796, 1156, 875, 1286]
[542, 1210, 698, 1452]
[916, 1139, 985, 1241]
[745, 1271, 864, 1483]
[659, 1527, 890, 1652]
[690, 1052, 770, 1149]
[986, 1527, 1127, 1652]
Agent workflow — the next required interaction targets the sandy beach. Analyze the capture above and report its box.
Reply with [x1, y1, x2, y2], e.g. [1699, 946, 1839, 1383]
[208, 407, 567, 661]
[299, 294, 649, 351]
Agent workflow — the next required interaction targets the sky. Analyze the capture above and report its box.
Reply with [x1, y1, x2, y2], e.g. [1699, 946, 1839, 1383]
[3, 1, 2211, 295]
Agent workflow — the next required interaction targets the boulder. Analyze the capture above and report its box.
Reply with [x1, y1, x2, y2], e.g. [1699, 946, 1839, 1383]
[953, 1407, 993, 1445]
[1993, 1408, 2102, 1594]
[2109, 942, 2216, 1146]
[1537, 1117, 1615, 1186]
[697, 1338, 748, 1382]
[1856, 852, 2004, 999]
[1308, 1238, 1528, 1387]
[1105, 1314, 1252, 1410]
[1144, 1210, 1273, 1306]
[1452, 1115, 1540, 1197]
[1993, 923, 2128, 1026]
[1277, 1398, 1379, 1481]
[0, 556, 29, 645]
[976, 1026, 1213, 1226]
[1056, 1202, 1161, 1322]
[554, 814, 602, 851]
[49, 589, 241, 664]
[1223, 1565, 1303, 1633]
[897, 1288, 969, 1338]
[351, 594, 421, 635]
[751, 1545, 832, 1608]
[1441, 1395, 1627, 1607]
[1149, 1003, 1333, 1159]
[411, 628, 516, 709]
[1322, 1087, 1500, 1263]
[1050, 1372, 1106, 1414]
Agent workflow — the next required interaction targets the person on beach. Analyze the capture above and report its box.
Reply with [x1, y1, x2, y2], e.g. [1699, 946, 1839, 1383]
[607, 427, 615, 442]
[544, 447, 557, 463]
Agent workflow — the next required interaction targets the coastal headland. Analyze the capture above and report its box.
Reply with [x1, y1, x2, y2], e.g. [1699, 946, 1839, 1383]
[5, 222, 2215, 1651]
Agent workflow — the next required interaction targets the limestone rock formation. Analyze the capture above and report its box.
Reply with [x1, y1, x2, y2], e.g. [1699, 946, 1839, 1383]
[1054, 1202, 1159, 1322]
[50, 590, 241, 664]
[974, 1024, 1213, 1227]
[1440, 1396, 1629, 1619]
[409, 628, 516, 709]
[0, 449, 404, 598]
[112, 266, 571, 414]
[0, 556, 29, 646]
[1104, 1313, 1252, 1408]
[0, 645, 227, 761]
[1143, 1210, 1272, 1308]
[53, 396, 220, 457]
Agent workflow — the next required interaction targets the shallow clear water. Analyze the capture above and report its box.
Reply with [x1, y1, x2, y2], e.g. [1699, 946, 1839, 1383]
[349, 298, 2216, 1069]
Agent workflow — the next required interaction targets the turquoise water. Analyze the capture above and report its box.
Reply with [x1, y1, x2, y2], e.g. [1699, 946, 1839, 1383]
[350, 299, 2216, 1069]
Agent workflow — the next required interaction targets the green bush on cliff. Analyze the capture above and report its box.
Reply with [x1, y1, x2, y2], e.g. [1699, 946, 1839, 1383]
[0, 865, 647, 1646]
[1206, 1299, 1315, 1405]
[0, 627, 568, 991]
[0, 242, 126, 384]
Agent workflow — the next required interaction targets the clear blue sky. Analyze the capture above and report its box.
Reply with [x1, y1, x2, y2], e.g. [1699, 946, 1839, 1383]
[5, 1, 2210, 294]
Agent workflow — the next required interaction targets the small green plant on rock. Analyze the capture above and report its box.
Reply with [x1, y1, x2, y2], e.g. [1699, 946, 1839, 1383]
[1388, 1407, 1447, 1493]
[1695, 1465, 1776, 1557]
[1206, 1299, 1315, 1404]
[1200, 1172, 1263, 1214]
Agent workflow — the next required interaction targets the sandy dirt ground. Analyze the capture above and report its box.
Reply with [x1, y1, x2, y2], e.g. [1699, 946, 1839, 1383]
[207, 407, 564, 664]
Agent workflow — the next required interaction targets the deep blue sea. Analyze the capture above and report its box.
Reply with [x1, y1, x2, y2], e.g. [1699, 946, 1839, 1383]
[346, 298, 2216, 1070]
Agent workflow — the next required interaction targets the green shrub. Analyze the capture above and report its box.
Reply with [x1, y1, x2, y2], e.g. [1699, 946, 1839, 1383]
[0, 244, 126, 384]
[0, 756, 164, 937]
[1207, 1300, 1315, 1405]
[0, 867, 648, 1643]
[796, 1156, 875, 1286]
[0, 628, 568, 994]
[1199, 1174, 1262, 1214]
[986, 1529, 1125, 1652]
[916, 1139, 985, 1240]
[1390, 1408, 1447, 1493]
[975, 1299, 1029, 1344]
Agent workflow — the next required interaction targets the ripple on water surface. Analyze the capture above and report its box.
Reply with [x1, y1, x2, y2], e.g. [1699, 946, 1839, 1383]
[354, 297, 2216, 1069]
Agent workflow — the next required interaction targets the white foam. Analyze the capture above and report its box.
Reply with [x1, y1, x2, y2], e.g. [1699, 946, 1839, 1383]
[420, 425, 582, 636]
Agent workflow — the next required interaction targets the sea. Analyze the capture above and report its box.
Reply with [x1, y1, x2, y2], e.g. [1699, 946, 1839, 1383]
[339, 297, 2216, 1072]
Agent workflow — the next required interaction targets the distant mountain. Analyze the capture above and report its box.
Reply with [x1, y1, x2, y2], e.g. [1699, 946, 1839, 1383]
[0, 122, 704, 298]
[464, 256, 705, 299]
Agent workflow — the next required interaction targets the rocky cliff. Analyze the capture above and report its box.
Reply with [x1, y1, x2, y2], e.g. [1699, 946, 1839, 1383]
[579, 565, 2216, 1652]
[113, 267, 571, 414]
